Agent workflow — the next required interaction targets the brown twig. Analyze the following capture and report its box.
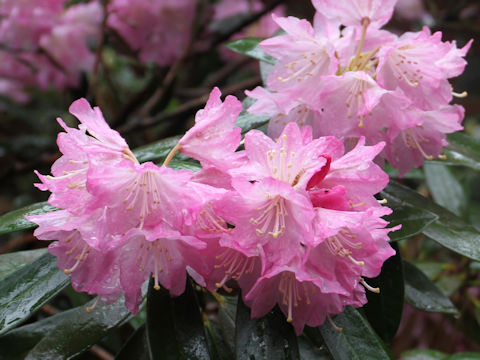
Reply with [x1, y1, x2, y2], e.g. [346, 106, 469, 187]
[120, 76, 261, 134]
[89, 0, 110, 103]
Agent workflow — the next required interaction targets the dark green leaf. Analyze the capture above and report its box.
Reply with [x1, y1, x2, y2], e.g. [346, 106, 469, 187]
[0, 303, 75, 360]
[115, 324, 149, 360]
[225, 38, 275, 64]
[236, 111, 270, 135]
[401, 349, 446, 360]
[0, 249, 47, 281]
[298, 336, 331, 360]
[403, 260, 458, 314]
[168, 160, 202, 172]
[435, 132, 480, 171]
[133, 135, 186, 163]
[235, 296, 300, 360]
[424, 163, 467, 217]
[205, 319, 233, 360]
[217, 296, 237, 354]
[318, 307, 391, 360]
[25, 296, 132, 360]
[384, 205, 438, 242]
[0, 253, 69, 335]
[381, 181, 480, 261]
[0, 202, 56, 235]
[363, 242, 404, 343]
[146, 279, 210, 360]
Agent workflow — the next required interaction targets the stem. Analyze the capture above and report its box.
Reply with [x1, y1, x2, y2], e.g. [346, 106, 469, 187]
[163, 142, 182, 166]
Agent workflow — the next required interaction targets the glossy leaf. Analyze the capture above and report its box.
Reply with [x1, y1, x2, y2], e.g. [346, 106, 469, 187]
[235, 297, 300, 360]
[381, 181, 480, 261]
[384, 205, 438, 242]
[225, 38, 276, 64]
[435, 132, 480, 171]
[298, 336, 331, 360]
[115, 324, 149, 360]
[424, 162, 467, 217]
[217, 296, 237, 354]
[0, 303, 75, 360]
[133, 135, 185, 163]
[0, 249, 47, 281]
[363, 242, 404, 343]
[204, 319, 233, 360]
[146, 279, 210, 360]
[25, 296, 132, 360]
[403, 260, 458, 314]
[0, 253, 69, 335]
[0, 202, 56, 235]
[236, 111, 270, 134]
[318, 307, 391, 360]
[401, 349, 446, 360]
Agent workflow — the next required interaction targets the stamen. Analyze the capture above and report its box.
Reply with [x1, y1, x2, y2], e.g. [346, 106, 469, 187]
[452, 91, 468, 98]
[377, 198, 388, 204]
[327, 314, 343, 332]
[360, 278, 380, 293]
[86, 297, 99, 312]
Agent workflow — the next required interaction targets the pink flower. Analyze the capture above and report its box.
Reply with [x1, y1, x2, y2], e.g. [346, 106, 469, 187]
[107, 0, 195, 66]
[245, 86, 322, 139]
[27, 209, 123, 305]
[179, 87, 244, 171]
[116, 224, 207, 313]
[260, 15, 337, 98]
[312, 0, 398, 29]
[40, 2, 103, 74]
[34, 98, 132, 214]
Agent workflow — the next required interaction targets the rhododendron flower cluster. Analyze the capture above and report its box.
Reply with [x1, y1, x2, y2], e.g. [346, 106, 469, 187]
[0, 0, 102, 102]
[107, 0, 196, 66]
[29, 87, 398, 334]
[246, 0, 472, 175]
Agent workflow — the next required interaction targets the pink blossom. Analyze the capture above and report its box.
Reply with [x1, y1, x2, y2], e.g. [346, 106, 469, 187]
[260, 15, 337, 97]
[312, 0, 398, 29]
[27, 210, 123, 305]
[117, 224, 206, 313]
[179, 87, 244, 170]
[245, 86, 322, 139]
[108, 0, 195, 66]
[40, 2, 103, 74]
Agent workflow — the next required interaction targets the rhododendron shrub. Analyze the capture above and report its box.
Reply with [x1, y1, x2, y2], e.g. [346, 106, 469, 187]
[0, 0, 477, 358]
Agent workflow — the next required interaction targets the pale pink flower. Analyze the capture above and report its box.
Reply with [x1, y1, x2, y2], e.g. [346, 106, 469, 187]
[260, 15, 338, 98]
[312, 0, 398, 29]
[40, 2, 103, 74]
[376, 27, 470, 110]
[384, 105, 464, 176]
[245, 86, 322, 139]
